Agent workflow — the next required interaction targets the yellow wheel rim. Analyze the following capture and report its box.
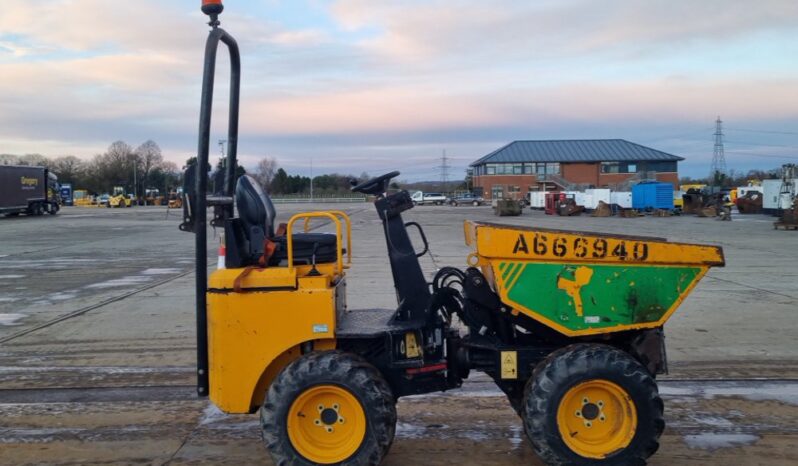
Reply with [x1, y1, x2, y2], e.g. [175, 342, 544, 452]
[557, 379, 637, 459]
[287, 384, 367, 464]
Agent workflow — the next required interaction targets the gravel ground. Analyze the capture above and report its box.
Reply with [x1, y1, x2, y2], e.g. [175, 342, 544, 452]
[0, 203, 796, 465]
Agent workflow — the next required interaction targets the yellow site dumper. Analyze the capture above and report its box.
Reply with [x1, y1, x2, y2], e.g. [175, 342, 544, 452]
[179, 2, 725, 465]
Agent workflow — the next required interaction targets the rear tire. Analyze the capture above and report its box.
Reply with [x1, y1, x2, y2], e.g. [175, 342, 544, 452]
[523, 344, 664, 466]
[260, 351, 396, 466]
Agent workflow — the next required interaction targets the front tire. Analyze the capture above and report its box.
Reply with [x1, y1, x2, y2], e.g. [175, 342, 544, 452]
[523, 344, 664, 466]
[260, 351, 396, 466]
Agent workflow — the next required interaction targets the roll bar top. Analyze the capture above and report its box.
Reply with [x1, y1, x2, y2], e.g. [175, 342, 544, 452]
[194, 1, 240, 397]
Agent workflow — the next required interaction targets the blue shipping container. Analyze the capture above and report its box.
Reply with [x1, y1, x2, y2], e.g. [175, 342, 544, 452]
[632, 182, 673, 210]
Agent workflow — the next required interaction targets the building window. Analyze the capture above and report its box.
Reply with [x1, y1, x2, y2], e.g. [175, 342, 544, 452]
[491, 186, 504, 199]
[476, 161, 566, 176]
[601, 162, 646, 174]
[534, 162, 560, 177]
[536, 163, 546, 176]
[508, 185, 520, 193]
[643, 161, 677, 172]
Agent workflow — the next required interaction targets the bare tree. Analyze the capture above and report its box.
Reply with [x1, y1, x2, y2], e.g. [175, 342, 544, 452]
[18, 153, 48, 166]
[87, 141, 134, 193]
[50, 156, 86, 185]
[106, 141, 134, 166]
[0, 154, 20, 165]
[254, 156, 278, 190]
[135, 140, 163, 192]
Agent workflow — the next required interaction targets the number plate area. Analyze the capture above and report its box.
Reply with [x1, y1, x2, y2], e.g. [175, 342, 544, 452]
[477, 229, 724, 266]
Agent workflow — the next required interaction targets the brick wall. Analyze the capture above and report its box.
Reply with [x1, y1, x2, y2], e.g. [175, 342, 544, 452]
[473, 174, 536, 200]
[598, 172, 679, 188]
[655, 173, 678, 188]
[561, 163, 599, 185]
[474, 169, 680, 196]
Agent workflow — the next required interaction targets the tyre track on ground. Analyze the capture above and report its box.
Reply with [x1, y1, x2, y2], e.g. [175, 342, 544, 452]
[0, 206, 370, 346]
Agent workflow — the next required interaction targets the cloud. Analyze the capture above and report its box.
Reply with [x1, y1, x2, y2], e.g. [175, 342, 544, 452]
[0, 0, 796, 179]
[330, 0, 798, 62]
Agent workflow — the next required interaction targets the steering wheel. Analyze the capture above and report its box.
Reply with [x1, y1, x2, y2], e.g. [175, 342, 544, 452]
[350, 171, 400, 196]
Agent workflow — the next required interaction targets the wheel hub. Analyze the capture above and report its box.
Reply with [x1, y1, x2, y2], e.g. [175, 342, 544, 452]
[580, 402, 600, 421]
[287, 385, 366, 464]
[557, 379, 637, 459]
[320, 407, 340, 425]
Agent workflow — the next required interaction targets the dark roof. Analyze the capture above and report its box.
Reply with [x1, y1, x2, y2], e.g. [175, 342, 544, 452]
[470, 139, 684, 166]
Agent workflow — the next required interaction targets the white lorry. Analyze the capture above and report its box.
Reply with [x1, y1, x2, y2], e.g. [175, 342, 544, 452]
[410, 191, 448, 205]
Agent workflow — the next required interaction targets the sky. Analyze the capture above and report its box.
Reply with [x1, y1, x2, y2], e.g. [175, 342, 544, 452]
[1, 0, 797, 181]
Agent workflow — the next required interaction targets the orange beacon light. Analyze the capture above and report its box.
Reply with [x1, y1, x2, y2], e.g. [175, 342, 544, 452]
[201, 0, 224, 16]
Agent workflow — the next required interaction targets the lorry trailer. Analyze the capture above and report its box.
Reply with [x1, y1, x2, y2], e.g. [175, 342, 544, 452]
[0, 165, 60, 217]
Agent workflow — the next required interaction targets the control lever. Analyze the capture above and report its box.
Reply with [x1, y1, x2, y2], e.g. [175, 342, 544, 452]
[307, 242, 321, 276]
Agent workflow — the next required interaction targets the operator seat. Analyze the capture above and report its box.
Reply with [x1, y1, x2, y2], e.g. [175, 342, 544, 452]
[231, 175, 338, 267]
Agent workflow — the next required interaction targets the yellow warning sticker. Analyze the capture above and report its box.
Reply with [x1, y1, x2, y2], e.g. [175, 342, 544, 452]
[405, 332, 420, 358]
[500, 351, 517, 379]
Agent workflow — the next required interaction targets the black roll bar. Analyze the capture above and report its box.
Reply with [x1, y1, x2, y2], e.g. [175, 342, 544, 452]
[195, 21, 240, 397]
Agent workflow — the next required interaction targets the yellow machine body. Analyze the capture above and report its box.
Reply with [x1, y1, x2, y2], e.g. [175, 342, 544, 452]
[206, 211, 352, 413]
[464, 221, 724, 337]
[108, 195, 132, 208]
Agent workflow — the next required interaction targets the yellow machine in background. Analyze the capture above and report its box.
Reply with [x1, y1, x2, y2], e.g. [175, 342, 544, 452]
[73, 190, 94, 206]
[108, 186, 133, 208]
[167, 190, 183, 208]
[143, 188, 165, 206]
[673, 190, 684, 209]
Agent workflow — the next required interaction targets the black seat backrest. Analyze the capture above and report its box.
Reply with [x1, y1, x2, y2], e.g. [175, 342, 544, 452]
[235, 175, 277, 260]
